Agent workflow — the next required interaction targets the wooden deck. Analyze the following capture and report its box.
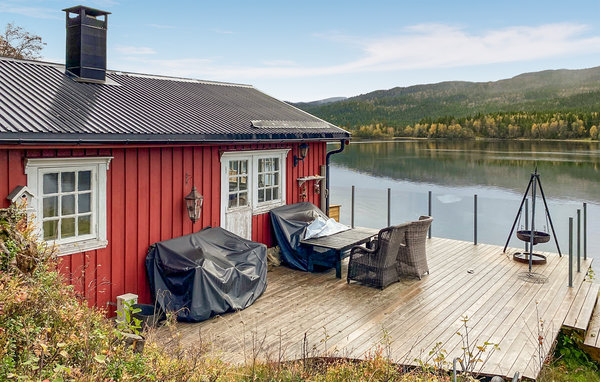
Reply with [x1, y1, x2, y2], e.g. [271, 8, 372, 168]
[156, 237, 595, 380]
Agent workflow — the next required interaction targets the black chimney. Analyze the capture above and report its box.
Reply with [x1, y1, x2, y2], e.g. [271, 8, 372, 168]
[63, 5, 111, 83]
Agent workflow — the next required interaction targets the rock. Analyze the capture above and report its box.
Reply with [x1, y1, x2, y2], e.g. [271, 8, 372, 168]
[120, 332, 145, 354]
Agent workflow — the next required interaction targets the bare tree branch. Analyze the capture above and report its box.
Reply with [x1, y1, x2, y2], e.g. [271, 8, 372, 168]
[0, 23, 46, 60]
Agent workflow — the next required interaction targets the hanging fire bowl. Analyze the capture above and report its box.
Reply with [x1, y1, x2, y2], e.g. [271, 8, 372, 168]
[516, 230, 550, 245]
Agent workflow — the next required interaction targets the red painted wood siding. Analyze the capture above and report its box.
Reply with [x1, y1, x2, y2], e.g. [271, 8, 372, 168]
[0, 141, 326, 310]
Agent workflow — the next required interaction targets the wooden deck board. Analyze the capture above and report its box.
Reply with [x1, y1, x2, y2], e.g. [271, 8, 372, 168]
[154, 237, 595, 380]
[564, 281, 599, 331]
[584, 296, 600, 348]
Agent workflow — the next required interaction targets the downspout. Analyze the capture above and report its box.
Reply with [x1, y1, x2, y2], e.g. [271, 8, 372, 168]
[325, 139, 347, 215]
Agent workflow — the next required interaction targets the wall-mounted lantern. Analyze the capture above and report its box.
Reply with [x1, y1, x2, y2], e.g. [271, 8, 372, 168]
[184, 186, 203, 223]
[293, 143, 309, 167]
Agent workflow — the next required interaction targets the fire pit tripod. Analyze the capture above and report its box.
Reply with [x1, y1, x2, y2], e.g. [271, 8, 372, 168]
[503, 167, 561, 273]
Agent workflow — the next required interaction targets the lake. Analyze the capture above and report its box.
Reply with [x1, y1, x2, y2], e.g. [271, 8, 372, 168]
[328, 139, 600, 275]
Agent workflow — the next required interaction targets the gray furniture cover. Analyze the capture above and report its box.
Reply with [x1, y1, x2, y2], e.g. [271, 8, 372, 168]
[145, 227, 267, 322]
[270, 202, 336, 271]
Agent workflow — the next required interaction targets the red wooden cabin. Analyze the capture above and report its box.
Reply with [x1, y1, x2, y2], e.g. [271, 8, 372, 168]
[0, 6, 349, 311]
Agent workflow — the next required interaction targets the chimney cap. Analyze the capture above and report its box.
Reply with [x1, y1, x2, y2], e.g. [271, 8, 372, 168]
[62, 5, 111, 17]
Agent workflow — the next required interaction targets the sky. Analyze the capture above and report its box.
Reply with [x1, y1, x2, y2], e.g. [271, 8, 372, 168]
[2, 0, 600, 102]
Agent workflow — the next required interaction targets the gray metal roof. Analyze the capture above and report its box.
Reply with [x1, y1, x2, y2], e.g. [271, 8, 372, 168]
[0, 57, 349, 143]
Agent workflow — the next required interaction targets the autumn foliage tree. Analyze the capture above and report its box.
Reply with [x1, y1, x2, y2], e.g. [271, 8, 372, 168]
[0, 23, 45, 60]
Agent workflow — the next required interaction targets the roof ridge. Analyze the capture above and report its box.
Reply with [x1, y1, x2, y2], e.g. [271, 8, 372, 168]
[110, 70, 253, 88]
[0, 56, 254, 88]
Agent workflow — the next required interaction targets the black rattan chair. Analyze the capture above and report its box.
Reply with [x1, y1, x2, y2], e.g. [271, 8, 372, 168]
[346, 223, 410, 289]
[397, 216, 433, 280]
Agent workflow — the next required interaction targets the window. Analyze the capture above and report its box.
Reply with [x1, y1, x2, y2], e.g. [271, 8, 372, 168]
[220, 149, 289, 216]
[227, 159, 249, 208]
[25, 157, 111, 256]
[257, 157, 280, 204]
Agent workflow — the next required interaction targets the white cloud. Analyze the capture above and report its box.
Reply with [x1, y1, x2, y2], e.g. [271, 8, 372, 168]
[0, 3, 61, 19]
[147, 23, 176, 30]
[262, 59, 296, 66]
[212, 29, 234, 35]
[114, 22, 600, 81]
[115, 45, 156, 55]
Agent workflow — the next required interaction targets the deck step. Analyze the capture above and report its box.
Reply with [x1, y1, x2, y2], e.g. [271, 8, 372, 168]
[563, 281, 599, 332]
[584, 288, 600, 353]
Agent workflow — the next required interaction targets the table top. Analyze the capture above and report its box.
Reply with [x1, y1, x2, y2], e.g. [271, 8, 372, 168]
[300, 227, 380, 251]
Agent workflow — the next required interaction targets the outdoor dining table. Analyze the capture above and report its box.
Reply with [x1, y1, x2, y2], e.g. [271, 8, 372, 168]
[300, 227, 380, 278]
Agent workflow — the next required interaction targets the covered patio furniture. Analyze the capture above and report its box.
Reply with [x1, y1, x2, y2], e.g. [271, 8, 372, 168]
[270, 202, 337, 272]
[347, 224, 408, 289]
[397, 216, 433, 279]
[145, 227, 267, 322]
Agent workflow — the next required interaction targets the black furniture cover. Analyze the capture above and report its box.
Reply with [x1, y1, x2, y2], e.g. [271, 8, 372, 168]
[145, 227, 267, 322]
[270, 202, 336, 272]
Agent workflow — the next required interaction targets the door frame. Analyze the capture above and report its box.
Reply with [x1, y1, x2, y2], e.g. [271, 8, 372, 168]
[220, 149, 290, 237]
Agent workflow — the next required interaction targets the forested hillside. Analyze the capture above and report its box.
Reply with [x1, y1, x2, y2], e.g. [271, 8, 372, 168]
[293, 67, 600, 139]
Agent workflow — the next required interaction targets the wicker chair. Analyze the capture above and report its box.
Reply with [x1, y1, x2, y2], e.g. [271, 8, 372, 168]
[397, 216, 433, 279]
[346, 223, 410, 289]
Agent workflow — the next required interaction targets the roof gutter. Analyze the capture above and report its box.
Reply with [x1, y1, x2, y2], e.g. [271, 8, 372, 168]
[325, 139, 348, 215]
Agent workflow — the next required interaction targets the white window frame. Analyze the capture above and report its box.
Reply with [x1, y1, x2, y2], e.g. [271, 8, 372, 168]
[252, 152, 286, 214]
[220, 149, 290, 218]
[25, 157, 112, 256]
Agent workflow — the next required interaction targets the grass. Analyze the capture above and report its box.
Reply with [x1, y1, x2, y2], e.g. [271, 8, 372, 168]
[538, 331, 600, 382]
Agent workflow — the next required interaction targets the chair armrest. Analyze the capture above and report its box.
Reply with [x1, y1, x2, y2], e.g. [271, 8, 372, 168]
[351, 244, 377, 255]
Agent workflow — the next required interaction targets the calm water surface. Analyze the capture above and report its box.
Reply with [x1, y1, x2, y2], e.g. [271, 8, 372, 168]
[329, 140, 600, 275]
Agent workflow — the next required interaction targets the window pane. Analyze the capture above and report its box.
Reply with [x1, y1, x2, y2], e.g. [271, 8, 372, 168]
[78, 215, 91, 235]
[258, 189, 264, 202]
[258, 159, 264, 173]
[229, 177, 238, 192]
[274, 173, 279, 186]
[231, 160, 238, 173]
[266, 188, 272, 201]
[258, 174, 264, 187]
[78, 192, 91, 213]
[228, 194, 238, 208]
[43, 173, 58, 194]
[78, 171, 91, 191]
[43, 220, 58, 240]
[274, 158, 279, 171]
[239, 192, 248, 206]
[266, 158, 273, 172]
[240, 160, 247, 174]
[61, 172, 75, 192]
[43, 196, 58, 218]
[239, 176, 248, 190]
[61, 195, 75, 215]
[61, 218, 75, 238]
[273, 187, 279, 200]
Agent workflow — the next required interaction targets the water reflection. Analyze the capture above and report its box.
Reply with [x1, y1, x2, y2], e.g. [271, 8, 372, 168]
[332, 140, 600, 203]
[329, 139, 600, 274]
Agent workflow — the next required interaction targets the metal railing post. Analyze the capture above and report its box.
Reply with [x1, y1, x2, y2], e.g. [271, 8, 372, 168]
[584, 202, 587, 260]
[577, 209, 581, 273]
[428, 191, 432, 239]
[387, 188, 391, 227]
[452, 358, 458, 382]
[569, 217, 573, 288]
[474, 194, 478, 245]
[351, 185, 355, 228]
[525, 198, 529, 253]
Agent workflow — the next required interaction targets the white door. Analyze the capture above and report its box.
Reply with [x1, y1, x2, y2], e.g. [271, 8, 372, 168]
[222, 158, 252, 239]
